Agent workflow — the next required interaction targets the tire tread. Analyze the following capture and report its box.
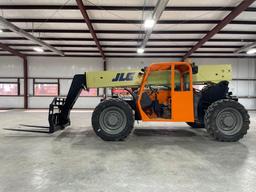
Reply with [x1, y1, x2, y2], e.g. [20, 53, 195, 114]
[204, 99, 250, 142]
[92, 98, 134, 141]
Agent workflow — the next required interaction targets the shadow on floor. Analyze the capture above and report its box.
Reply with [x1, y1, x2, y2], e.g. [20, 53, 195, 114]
[133, 128, 196, 137]
[54, 127, 199, 141]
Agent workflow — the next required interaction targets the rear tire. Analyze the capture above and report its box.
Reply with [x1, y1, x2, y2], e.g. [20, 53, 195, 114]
[204, 99, 250, 142]
[92, 98, 134, 141]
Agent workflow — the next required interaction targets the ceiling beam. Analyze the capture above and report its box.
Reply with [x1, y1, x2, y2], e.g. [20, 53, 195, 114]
[2, 29, 256, 35]
[4, 43, 242, 48]
[183, 0, 255, 60]
[6, 18, 256, 25]
[0, 36, 253, 42]
[234, 41, 256, 53]
[0, 49, 236, 54]
[139, 0, 169, 50]
[0, 53, 255, 59]
[0, 16, 64, 56]
[0, 42, 26, 58]
[0, 5, 256, 12]
[76, 0, 105, 60]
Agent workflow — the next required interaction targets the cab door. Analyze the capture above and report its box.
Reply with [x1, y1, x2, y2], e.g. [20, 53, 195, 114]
[171, 64, 194, 122]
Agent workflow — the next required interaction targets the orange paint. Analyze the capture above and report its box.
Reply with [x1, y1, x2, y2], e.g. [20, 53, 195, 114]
[136, 61, 194, 122]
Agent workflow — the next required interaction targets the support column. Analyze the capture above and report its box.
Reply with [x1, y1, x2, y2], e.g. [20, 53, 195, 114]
[23, 58, 28, 109]
[103, 59, 107, 71]
[103, 59, 107, 96]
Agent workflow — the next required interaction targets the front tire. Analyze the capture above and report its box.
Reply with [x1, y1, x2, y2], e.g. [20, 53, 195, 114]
[92, 99, 134, 141]
[204, 99, 250, 142]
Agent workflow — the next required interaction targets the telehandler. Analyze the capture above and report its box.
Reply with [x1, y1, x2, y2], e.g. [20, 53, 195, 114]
[48, 62, 250, 141]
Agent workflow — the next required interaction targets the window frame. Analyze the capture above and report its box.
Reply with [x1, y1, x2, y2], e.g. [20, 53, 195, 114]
[33, 78, 60, 97]
[0, 79, 20, 96]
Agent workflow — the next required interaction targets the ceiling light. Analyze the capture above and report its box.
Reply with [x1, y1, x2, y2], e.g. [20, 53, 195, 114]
[246, 48, 256, 55]
[137, 48, 144, 54]
[33, 47, 44, 53]
[0, 29, 3, 33]
[144, 19, 155, 29]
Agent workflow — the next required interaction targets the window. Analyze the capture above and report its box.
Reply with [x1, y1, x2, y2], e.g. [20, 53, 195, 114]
[34, 83, 58, 96]
[174, 65, 191, 91]
[183, 72, 190, 91]
[147, 70, 172, 87]
[0, 83, 18, 96]
[80, 88, 98, 96]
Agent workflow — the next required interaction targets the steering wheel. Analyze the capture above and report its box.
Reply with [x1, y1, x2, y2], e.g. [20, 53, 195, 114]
[148, 85, 158, 96]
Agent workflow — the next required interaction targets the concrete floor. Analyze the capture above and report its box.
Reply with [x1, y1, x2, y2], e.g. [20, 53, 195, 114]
[0, 109, 256, 192]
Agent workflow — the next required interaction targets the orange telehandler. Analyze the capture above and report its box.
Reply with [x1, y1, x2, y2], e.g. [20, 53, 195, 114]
[48, 62, 250, 141]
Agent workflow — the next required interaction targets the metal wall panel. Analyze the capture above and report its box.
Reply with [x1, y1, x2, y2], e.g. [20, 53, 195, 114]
[0, 56, 255, 109]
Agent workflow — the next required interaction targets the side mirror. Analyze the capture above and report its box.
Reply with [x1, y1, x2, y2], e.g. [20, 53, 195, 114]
[192, 64, 198, 74]
[141, 67, 147, 72]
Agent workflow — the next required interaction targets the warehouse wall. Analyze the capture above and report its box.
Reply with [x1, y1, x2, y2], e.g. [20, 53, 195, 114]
[0, 56, 255, 109]
[0, 56, 103, 109]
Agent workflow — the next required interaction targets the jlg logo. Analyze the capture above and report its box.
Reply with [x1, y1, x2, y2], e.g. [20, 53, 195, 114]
[112, 72, 135, 82]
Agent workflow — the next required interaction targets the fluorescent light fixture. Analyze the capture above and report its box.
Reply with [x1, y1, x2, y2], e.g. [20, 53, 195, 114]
[246, 48, 256, 55]
[0, 29, 3, 33]
[33, 47, 44, 53]
[144, 19, 155, 29]
[137, 48, 144, 54]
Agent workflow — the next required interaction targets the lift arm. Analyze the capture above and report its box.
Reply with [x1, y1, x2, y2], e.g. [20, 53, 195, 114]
[48, 74, 85, 133]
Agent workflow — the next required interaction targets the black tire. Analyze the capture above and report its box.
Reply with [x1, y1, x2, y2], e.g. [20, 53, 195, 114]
[186, 122, 205, 128]
[204, 99, 250, 142]
[92, 98, 134, 141]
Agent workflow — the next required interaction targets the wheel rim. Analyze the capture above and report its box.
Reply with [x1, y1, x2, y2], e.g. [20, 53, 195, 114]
[99, 106, 127, 135]
[216, 107, 243, 136]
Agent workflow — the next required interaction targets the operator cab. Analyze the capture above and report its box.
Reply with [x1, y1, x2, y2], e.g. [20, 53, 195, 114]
[137, 62, 194, 122]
